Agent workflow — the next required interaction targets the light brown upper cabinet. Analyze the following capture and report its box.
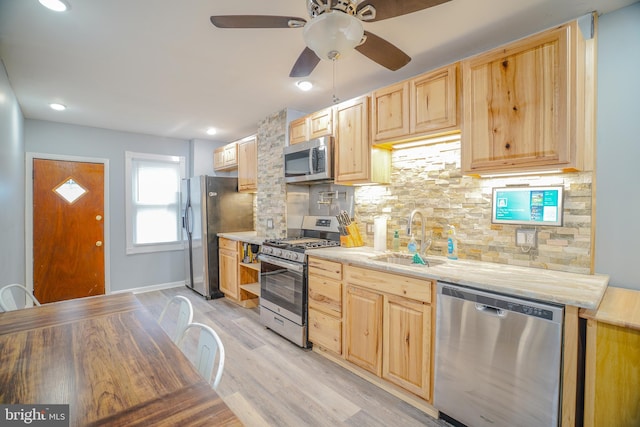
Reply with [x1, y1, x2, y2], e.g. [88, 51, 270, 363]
[237, 135, 257, 193]
[288, 107, 334, 145]
[371, 63, 460, 146]
[462, 16, 596, 175]
[213, 142, 238, 171]
[334, 95, 391, 185]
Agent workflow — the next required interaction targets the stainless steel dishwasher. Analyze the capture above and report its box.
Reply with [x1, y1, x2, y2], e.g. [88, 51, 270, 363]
[434, 281, 564, 427]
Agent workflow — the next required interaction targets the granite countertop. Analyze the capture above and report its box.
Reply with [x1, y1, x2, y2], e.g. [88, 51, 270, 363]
[217, 231, 265, 246]
[308, 246, 609, 309]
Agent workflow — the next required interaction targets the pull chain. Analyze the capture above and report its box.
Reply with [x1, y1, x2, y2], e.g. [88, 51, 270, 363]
[332, 59, 340, 104]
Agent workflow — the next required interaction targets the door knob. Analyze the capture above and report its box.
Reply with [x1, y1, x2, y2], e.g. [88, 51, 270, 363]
[96, 241, 103, 247]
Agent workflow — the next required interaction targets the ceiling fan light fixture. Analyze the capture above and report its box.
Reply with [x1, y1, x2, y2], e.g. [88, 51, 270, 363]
[303, 12, 364, 61]
[296, 80, 313, 91]
[38, 0, 70, 12]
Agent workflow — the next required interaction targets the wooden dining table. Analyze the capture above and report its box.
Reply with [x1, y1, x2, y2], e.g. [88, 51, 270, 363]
[0, 292, 242, 426]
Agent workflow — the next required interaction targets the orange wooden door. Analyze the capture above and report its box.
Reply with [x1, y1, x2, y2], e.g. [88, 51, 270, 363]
[33, 159, 105, 303]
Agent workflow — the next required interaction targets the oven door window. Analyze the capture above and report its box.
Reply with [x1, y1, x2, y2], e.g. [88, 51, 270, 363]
[260, 258, 305, 319]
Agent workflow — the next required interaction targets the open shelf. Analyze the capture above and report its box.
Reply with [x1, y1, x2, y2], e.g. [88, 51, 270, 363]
[240, 283, 260, 297]
[240, 262, 260, 271]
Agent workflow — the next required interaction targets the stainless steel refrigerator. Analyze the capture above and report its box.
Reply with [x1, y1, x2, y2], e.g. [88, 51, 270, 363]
[181, 175, 253, 299]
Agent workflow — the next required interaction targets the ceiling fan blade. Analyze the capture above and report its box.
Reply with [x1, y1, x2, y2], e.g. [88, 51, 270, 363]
[289, 47, 321, 78]
[355, 31, 411, 71]
[210, 15, 306, 29]
[357, 0, 451, 22]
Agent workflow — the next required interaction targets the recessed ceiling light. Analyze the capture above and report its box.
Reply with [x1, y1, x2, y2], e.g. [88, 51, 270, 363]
[296, 80, 313, 91]
[49, 103, 66, 111]
[39, 0, 70, 12]
[206, 127, 217, 136]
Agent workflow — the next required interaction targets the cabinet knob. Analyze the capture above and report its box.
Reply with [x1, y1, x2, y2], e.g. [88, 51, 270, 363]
[96, 241, 103, 247]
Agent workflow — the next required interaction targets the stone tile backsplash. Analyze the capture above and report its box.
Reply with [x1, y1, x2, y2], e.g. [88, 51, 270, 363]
[355, 140, 593, 274]
[255, 109, 288, 239]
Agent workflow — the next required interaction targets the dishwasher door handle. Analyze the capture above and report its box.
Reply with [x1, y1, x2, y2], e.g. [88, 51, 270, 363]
[475, 303, 506, 317]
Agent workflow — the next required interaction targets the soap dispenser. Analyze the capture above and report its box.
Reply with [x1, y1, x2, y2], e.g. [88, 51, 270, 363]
[446, 225, 458, 260]
[407, 234, 417, 254]
[392, 230, 400, 252]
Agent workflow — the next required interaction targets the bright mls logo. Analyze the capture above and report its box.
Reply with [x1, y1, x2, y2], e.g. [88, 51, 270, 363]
[1, 405, 69, 426]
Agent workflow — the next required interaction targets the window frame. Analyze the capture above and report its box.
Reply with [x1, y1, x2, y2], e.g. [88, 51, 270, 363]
[125, 151, 186, 255]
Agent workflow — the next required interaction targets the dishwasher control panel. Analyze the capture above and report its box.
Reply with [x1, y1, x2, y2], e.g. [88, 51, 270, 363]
[440, 283, 560, 321]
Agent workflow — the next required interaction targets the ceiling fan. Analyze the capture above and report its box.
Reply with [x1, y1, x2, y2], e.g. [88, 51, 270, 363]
[210, 0, 452, 78]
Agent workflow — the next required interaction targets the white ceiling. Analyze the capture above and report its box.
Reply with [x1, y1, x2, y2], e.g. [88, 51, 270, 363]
[0, 0, 635, 143]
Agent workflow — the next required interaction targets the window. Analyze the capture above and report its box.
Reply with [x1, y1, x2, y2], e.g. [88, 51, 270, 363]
[125, 151, 185, 254]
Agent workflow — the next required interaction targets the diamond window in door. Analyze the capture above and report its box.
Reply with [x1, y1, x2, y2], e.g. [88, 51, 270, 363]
[54, 177, 88, 204]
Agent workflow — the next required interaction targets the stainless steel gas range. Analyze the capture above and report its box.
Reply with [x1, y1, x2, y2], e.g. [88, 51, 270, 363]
[258, 216, 340, 348]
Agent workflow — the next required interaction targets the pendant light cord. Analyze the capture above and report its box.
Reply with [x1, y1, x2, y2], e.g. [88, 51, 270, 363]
[332, 59, 340, 104]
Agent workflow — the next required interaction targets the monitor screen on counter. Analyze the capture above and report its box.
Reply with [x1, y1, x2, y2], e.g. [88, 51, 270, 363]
[491, 186, 564, 227]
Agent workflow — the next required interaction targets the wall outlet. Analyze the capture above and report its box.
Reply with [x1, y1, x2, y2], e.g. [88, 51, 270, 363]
[266, 218, 274, 229]
[516, 228, 537, 247]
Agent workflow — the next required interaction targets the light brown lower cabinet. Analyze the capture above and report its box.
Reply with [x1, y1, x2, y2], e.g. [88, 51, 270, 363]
[580, 287, 640, 427]
[308, 257, 343, 355]
[345, 285, 383, 375]
[383, 294, 431, 400]
[218, 238, 239, 300]
[218, 237, 259, 308]
[343, 265, 433, 401]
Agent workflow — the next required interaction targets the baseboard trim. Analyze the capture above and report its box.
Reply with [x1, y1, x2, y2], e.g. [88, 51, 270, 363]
[112, 281, 185, 295]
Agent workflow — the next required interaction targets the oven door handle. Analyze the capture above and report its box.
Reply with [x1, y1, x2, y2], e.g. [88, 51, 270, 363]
[258, 254, 305, 273]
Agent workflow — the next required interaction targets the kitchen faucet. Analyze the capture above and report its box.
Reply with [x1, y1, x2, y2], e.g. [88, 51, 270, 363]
[407, 209, 429, 257]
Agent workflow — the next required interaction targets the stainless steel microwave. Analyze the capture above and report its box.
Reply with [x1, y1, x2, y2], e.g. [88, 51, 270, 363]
[283, 136, 333, 184]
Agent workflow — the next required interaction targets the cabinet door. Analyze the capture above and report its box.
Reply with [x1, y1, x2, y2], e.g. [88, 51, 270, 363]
[308, 275, 342, 317]
[335, 96, 371, 184]
[462, 25, 571, 173]
[345, 285, 382, 376]
[213, 147, 225, 170]
[289, 116, 308, 145]
[224, 143, 238, 168]
[372, 81, 410, 142]
[309, 107, 333, 139]
[218, 247, 238, 299]
[309, 308, 342, 355]
[410, 64, 458, 135]
[238, 137, 257, 193]
[383, 295, 431, 400]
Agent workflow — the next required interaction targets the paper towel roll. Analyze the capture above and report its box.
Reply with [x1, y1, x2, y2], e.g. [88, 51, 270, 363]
[374, 216, 387, 252]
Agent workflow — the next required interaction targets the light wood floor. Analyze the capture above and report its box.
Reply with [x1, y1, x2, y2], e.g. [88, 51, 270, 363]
[136, 286, 452, 427]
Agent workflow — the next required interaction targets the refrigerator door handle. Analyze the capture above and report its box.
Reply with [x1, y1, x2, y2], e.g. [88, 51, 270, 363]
[187, 205, 194, 234]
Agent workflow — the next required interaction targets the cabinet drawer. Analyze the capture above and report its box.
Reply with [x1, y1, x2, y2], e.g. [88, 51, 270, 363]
[309, 308, 342, 355]
[219, 237, 237, 252]
[308, 257, 342, 281]
[309, 275, 342, 317]
[344, 265, 432, 303]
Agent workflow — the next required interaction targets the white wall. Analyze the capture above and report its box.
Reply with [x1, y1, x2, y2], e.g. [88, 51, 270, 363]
[189, 138, 231, 178]
[594, 2, 640, 290]
[25, 119, 190, 292]
[0, 60, 25, 286]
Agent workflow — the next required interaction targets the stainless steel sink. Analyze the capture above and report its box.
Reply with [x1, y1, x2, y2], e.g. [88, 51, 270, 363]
[371, 253, 445, 267]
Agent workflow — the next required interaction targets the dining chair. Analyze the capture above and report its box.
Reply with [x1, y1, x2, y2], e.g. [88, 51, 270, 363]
[177, 322, 226, 390]
[0, 284, 41, 311]
[157, 295, 194, 343]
